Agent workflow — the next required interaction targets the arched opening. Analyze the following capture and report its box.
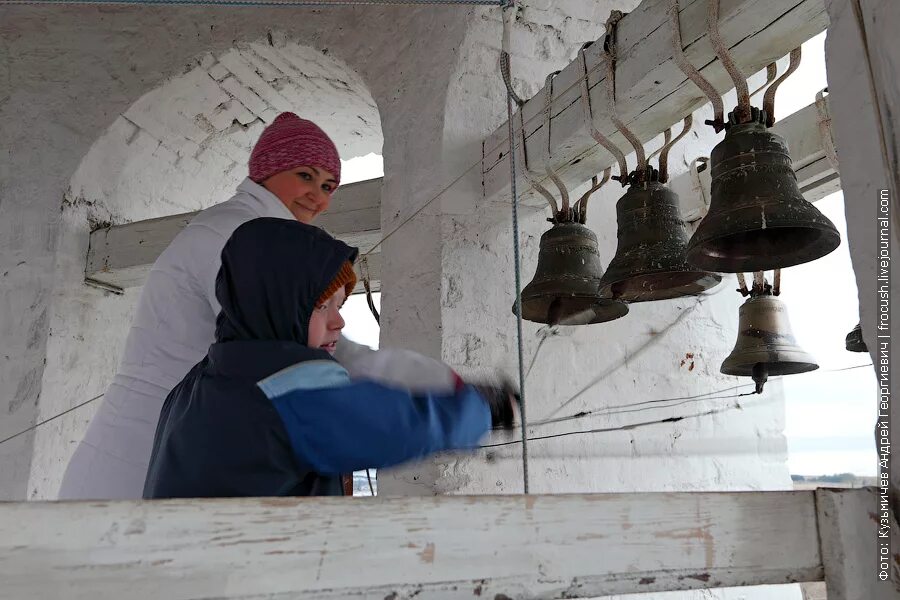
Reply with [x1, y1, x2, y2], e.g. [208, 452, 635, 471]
[27, 37, 383, 499]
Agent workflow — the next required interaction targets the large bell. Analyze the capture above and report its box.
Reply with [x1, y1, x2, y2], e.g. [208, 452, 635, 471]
[600, 179, 722, 302]
[515, 222, 628, 325]
[845, 323, 868, 352]
[687, 109, 840, 272]
[721, 291, 818, 393]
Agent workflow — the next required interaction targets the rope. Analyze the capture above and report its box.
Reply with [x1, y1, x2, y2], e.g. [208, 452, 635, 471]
[707, 0, 751, 123]
[0, 363, 877, 450]
[530, 384, 757, 428]
[482, 397, 755, 449]
[359, 256, 380, 324]
[483, 362, 878, 450]
[502, 0, 528, 493]
[763, 47, 801, 127]
[669, 0, 725, 131]
[0, 393, 105, 446]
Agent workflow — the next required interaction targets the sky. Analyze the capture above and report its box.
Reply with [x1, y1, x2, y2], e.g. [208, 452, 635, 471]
[339, 32, 879, 477]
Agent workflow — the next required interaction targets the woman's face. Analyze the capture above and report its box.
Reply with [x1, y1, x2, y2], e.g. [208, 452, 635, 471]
[262, 165, 338, 224]
[308, 286, 347, 355]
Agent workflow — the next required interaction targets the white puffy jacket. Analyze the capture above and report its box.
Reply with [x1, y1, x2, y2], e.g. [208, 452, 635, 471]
[59, 178, 455, 499]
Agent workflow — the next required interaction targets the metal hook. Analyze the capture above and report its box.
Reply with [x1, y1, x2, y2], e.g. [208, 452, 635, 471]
[707, 0, 751, 123]
[763, 46, 802, 127]
[603, 10, 647, 173]
[657, 115, 693, 183]
[736, 272, 750, 296]
[517, 108, 560, 217]
[669, 0, 725, 131]
[750, 62, 778, 99]
[574, 167, 611, 223]
[543, 71, 571, 214]
[578, 44, 629, 185]
[773, 269, 781, 296]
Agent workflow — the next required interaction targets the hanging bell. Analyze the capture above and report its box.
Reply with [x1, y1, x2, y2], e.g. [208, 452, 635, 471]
[600, 176, 722, 302]
[721, 290, 818, 393]
[687, 108, 840, 272]
[845, 322, 868, 353]
[515, 222, 628, 326]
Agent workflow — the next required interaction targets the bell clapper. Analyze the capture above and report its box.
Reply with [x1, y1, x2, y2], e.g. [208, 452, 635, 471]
[751, 363, 768, 394]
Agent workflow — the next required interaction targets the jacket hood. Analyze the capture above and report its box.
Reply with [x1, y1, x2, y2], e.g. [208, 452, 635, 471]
[214, 217, 358, 344]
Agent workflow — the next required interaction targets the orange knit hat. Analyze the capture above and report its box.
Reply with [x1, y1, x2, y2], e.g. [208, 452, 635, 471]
[317, 260, 357, 305]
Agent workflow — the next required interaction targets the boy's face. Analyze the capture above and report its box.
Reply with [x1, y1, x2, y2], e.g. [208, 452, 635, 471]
[262, 165, 338, 224]
[308, 287, 347, 354]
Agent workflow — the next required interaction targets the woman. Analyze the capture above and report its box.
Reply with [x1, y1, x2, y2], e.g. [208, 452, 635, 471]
[60, 113, 458, 499]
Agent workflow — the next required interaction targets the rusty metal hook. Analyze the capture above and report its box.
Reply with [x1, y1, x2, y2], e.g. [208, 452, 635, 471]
[763, 47, 802, 127]
[708, 0, 751, 123]
[669, 0, 725, 131]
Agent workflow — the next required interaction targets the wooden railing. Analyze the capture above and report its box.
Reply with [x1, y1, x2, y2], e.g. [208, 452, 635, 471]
[1, 488, 895, 599]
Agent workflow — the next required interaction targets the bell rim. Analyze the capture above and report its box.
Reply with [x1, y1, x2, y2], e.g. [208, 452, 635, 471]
[685, 222, 841, 273]
[720, 359, 819, 377]
[513, 295, 629, 325]
[599, 269, 722, 303]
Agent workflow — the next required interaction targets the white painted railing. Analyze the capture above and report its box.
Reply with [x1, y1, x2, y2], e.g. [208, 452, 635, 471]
[1, 488, 895, 599]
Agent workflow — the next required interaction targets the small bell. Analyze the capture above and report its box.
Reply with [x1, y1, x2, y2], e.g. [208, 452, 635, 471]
[600, 173, 721, 302]
[845, 323, 868, 353]
[721, 285, 818, 393]
[515, 222, 628, 326]
[687, 108, 840, 273]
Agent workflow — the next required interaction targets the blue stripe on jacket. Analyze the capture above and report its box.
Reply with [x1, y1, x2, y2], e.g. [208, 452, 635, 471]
[257, 361, 492, 476]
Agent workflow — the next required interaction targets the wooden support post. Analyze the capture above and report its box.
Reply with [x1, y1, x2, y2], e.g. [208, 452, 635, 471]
[816, 487, 900, 600]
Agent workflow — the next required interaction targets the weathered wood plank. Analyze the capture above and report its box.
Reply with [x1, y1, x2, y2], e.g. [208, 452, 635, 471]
[816, 487, 900, 600]
[484, 0, 829, 206]
[85, 177, 383, 290]
[0, 491, 823, 599]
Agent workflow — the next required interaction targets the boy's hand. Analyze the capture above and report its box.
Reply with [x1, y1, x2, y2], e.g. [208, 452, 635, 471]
[470, 378, 519, 429]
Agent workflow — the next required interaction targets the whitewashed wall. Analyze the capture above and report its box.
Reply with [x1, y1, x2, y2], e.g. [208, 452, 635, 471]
[0, 4, 467, 500]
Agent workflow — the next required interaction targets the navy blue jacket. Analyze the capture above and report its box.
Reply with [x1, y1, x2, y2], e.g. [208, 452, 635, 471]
[143, 218, 491, 499]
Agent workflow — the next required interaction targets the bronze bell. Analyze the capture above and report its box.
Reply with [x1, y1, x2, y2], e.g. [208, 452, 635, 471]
[845, 323, 868, 353]
[721, 291, 818, 393]
[600, 176, 722, 302]
[687, 108, 840, 272]
[515, 222, 628, 326]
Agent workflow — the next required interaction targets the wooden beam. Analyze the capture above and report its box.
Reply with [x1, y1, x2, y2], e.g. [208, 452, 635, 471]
[815, 487, 900, 600]
[483, 0, 829, 206]
[670, 97, 841, 222]
[0, 491, 824, 599]
[85, 177, 383, 291]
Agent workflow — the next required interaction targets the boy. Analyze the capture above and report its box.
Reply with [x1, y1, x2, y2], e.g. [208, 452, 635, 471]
[143, 218, 517, 498]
